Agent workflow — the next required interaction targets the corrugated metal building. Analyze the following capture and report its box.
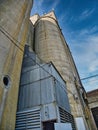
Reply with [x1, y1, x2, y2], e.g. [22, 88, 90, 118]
[16, 45, 76, 130]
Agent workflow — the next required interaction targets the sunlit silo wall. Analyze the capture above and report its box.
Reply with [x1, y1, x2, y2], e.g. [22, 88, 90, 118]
[0, 0, 33, 129]
[32, 12, 82, 114]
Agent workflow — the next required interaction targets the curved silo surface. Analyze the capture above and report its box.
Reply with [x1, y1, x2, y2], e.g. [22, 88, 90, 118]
[33, 12, 87, 121]
[34, 13, 73, 82]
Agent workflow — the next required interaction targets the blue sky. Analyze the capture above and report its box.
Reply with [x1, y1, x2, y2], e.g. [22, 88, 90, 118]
[31, 0, 98, 92]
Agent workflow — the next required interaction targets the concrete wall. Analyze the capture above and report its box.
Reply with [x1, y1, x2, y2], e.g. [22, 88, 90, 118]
[0, 0, 33, 129]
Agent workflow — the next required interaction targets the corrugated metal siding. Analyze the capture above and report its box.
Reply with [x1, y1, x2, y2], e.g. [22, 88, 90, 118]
[40, 63, 65, 86]
[55, 80, 70, 112]
[18, 75, 71, 113]
[18, 77, 55, 111]
[18, 59, 71, 112]
[22, 45, 36, 68]
[20, 63, 66, 87]
[16, 108, 41, 130]
[16, 47, 72, 129]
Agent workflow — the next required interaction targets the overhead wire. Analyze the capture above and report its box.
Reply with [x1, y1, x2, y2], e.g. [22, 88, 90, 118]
[0, 26, 25, 48]
[81, 74, 98, 81]
[82, 78, 98, 84]
[0, 26, 24, 50]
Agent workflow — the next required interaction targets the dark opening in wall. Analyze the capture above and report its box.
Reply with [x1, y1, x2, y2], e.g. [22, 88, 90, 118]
[91, 107, 98, 128]
[3, 75, 11, 88]
[43, 120, 56, 130]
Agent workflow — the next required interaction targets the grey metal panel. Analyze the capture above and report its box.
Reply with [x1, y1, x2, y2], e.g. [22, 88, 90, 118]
[42, 63, 66, 86]
[29, 81, 41, 107]
[30, 67, 40, 82]
[20, 63, 66, 87]
[20, 71, 30, 85]
[40, 66, 50, 80]
[22, 65, 39, 73]
[54, 123, 72, 130]
[41, 103, 57, 121]
[18, 76, 57, 111]
[75, 117, 86, 130]
[41, 77, 55, 104]
[20, 67, 40, 85]
[55, 80, 70, 112]
[22, 46, 37, 68]
[18, 81, 41, 110]
[18, 65, 70, 112]
[50, 64, 65, 85]
[18, 59, 71, 115]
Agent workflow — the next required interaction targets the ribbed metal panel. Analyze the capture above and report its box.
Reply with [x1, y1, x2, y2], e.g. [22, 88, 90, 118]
[55, 80, 70, 113]
[59, 107, 76, 130]
[18, 60, 70, 112]
[22, 45, 37, 68]
[20, 63, 65, 87]
[15, 108, 41, 130]
[18, 76, 55, 111]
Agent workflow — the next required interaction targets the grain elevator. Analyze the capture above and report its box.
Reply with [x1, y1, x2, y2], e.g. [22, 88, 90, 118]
[0, 1, 97, 130]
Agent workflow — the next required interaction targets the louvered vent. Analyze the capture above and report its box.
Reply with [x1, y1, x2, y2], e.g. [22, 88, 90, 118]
[15, 108, 41, 130]
[59, 107, 76, 130]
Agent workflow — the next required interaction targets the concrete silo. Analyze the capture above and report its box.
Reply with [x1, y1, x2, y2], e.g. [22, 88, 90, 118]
[30, 11, 97, 130]
[0, 0, 33, 129]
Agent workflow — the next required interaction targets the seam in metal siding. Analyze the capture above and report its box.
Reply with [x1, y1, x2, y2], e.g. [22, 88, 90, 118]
[15, 108, 41, 130]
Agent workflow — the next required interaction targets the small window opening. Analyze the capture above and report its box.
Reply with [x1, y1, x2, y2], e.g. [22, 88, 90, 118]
[3, 75, 11, 88]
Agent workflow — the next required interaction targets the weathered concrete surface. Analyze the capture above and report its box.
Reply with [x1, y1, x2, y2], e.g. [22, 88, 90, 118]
[0, 0, 33, 129]
[30, 11, 97, 130]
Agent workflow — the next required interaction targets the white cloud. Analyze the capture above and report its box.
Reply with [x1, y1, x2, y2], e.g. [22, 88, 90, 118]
[51, 0, 59, 10]
[79, 8, 95, 20]
[81, 9, 94, 17]
[71, 8, 95, 22]
[86, 38, 98, 72]
[66, 26, 98, 91]
[31, 0, 44, 15]
[31, 0, 60, 16]
[71, 34, 98, 73]
[79, 26, 98, 36]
